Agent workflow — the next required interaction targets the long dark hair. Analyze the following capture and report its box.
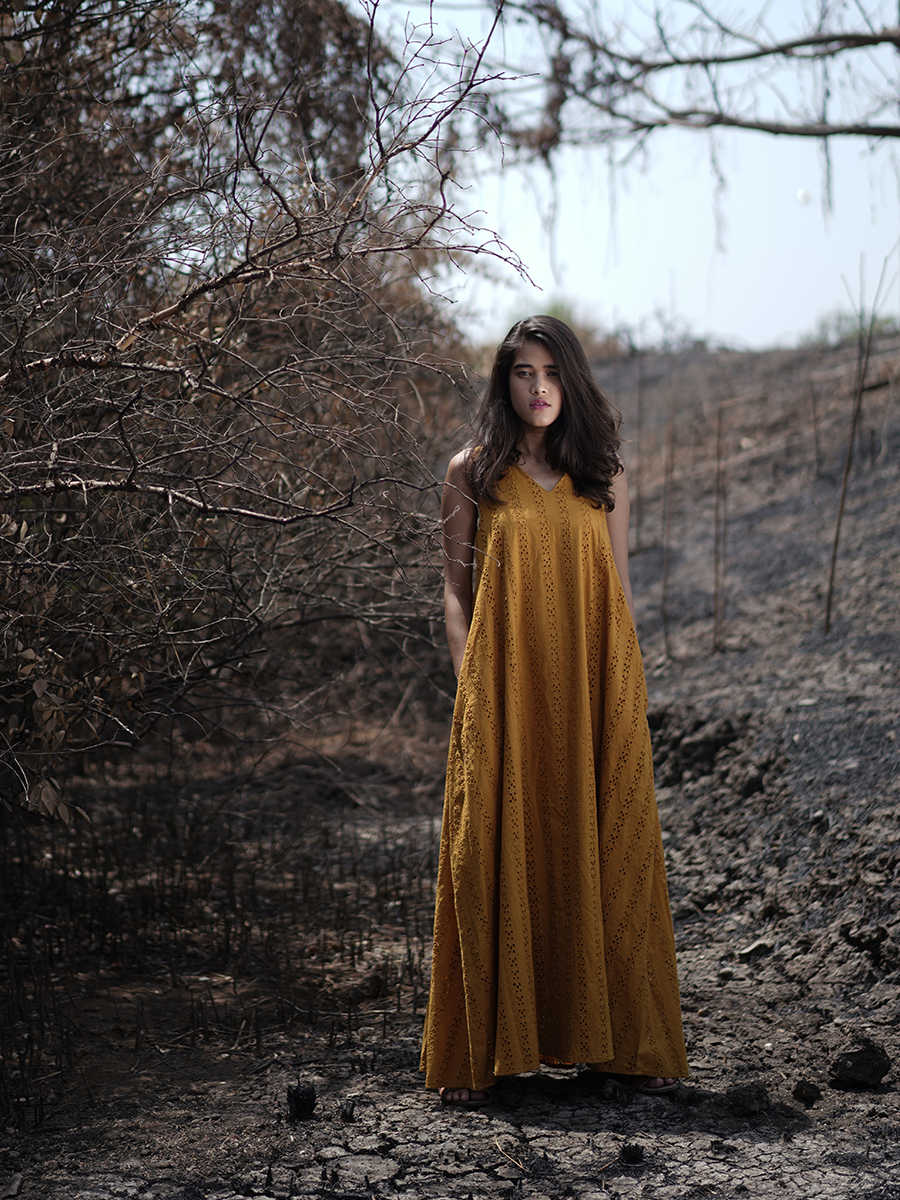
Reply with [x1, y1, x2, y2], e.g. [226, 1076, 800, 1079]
[465, 315, 622, 509]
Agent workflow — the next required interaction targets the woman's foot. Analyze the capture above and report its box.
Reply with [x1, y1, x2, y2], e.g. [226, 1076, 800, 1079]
[609, 1074, 677, 1095]
[439, 1086, 491, 1108]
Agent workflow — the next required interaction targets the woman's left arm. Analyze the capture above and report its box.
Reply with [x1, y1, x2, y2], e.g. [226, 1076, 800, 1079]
[607, 469, 636, 629]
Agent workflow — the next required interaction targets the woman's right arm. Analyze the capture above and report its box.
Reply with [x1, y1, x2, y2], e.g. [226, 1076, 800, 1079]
[442, 451, 479, 679]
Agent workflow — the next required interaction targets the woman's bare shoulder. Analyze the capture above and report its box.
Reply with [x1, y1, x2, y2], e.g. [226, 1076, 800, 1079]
[447, 447, 476, 470]
[445, 448, 477, 489]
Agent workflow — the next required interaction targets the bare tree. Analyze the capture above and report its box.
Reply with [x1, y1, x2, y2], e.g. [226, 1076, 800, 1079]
[0, 0, 515, 818]
[481, 0, 900, 159]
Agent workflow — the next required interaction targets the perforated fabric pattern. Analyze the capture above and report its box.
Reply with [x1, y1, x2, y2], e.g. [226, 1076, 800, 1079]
[420, 466, 688, 1091]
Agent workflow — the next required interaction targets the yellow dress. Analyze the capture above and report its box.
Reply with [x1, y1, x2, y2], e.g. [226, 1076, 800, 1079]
[420, 465, 688, 1091]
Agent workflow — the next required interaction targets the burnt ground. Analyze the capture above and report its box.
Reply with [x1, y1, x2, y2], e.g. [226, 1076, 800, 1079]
[2, 337, 900, 1199]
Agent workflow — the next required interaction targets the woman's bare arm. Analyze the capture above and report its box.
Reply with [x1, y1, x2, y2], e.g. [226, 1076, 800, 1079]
[442, 451, 479, 678]
[607, 469, 636, 629]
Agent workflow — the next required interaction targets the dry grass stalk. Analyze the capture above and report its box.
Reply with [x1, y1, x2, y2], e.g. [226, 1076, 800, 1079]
[824, 301, 882, 633]
[713, 402, 728, 652]
[660, 362, 676, 659]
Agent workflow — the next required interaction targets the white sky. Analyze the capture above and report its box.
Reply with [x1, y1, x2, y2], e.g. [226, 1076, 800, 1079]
[381, 0, 900, 349]
[456, 130, 899, 349]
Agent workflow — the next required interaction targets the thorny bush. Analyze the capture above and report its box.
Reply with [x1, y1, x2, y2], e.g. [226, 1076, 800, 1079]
[0, 0, 512, 816]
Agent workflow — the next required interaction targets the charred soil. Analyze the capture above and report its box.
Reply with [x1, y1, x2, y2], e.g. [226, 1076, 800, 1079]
[2, 337, 900, 1199]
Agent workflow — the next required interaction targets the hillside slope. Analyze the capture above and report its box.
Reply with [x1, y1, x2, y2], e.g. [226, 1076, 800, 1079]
[595, 335, 900, 1105]
[4, 336, 899, 1200]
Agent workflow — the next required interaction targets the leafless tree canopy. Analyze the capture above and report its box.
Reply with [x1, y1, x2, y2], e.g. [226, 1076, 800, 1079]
[485, 0, 900, 157]
[0, 0, 511, 818]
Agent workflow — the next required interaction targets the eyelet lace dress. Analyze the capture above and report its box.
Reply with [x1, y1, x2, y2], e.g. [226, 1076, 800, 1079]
[420, 465, 688, 1091]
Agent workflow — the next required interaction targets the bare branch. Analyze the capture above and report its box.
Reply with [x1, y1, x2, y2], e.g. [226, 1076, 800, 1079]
[0, 0, 507, 813]
[484, 1, 900, 154]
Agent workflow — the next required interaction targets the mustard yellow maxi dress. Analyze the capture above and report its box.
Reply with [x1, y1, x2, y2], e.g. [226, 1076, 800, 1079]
[420, 465, 688, 1092]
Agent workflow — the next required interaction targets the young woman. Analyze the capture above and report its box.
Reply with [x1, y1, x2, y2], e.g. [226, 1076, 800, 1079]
[420, 315, 688, 1106]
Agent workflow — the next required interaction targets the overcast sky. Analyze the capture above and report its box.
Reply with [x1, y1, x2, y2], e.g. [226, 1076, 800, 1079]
[455, 132, 899, 350]
[392, 0, 900, 350]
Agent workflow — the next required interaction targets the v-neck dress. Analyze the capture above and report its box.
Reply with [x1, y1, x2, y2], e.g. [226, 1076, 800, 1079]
[420, 466, 688, 1090]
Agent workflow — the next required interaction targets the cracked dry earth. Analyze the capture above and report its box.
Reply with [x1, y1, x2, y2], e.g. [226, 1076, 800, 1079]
[3, 339, 900, 1200]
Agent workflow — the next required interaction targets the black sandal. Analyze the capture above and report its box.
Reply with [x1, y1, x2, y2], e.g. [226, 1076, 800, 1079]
[608, 1074, 677, 1095]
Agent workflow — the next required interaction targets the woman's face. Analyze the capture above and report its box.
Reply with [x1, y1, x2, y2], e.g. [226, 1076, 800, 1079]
[508, 340, 563, 432]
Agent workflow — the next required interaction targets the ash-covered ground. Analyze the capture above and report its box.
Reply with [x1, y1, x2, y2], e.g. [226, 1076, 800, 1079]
[2, 338, 899, 1200]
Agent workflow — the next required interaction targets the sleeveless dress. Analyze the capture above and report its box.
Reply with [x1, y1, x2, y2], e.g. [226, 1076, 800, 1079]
[420, 465, 688, 1091]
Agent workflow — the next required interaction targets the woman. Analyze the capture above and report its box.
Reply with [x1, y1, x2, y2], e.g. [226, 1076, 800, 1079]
[420, 316, 688, 1106]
